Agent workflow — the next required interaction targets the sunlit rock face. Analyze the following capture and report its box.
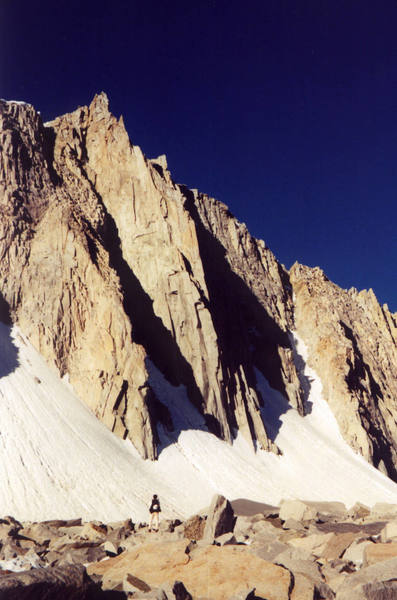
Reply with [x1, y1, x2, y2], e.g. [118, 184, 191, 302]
[2, 94, 397, 479]
[0, 98, 154, 459]
[0, 94, 304, 459]
[290, 263, 397, 479]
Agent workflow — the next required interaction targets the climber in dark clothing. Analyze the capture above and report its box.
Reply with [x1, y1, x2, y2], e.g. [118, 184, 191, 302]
[149, 494, 161, 531]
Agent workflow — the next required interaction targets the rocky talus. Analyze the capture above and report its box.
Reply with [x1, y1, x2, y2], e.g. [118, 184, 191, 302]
[3, 497, 397, 598]
[290, 263, 397, 480]
[0, 95, 303, 459]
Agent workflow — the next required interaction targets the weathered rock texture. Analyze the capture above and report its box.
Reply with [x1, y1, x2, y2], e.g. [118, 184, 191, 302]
[0, 563, 102, 599]
[0, 95, 303, 460]
[290, 263, 397, 480]
[3, 499, 397, 600]
[2, 94, 397, 478]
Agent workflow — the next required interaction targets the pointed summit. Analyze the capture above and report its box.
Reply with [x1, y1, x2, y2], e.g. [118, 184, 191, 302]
[89, 91, 110, 119]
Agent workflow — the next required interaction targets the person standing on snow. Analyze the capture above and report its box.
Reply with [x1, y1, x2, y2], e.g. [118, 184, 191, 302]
[148, 494, 161, 531]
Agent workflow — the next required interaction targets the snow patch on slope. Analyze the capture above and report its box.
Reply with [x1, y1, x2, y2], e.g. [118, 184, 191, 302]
[255, 333, 397, 505]
[0, 324, 397, 523]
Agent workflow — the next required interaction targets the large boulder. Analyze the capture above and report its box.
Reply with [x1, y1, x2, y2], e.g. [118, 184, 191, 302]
[287, 531, 334, 558]
[360, 580, 397, 599]
[80, 522, 108, 543]
[380, 519, 397, 542]
[347, 502, 370, 521]
[203, 495, 236, 541]
[251, 519, 282, 540]
[167, 545, 293, 600]
[87, 539, 292, 600]
[233, 515, 255, 541]
[279, 500, 317, 523]
[305, 502, 347, 522]
[0, 563, 102, 599]
[87, 539, 191, 591]
[370, 503, 397, 519]
[321, 532, 358, 561]
[274, 553, 323, 588]
[342, 539, 373, 568]
[363, 542, 397, 567]
[335, 556, 397, 600]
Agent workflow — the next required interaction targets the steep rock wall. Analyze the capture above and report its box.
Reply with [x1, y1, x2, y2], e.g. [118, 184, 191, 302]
[0, 99, 156, 459]
[0, 95, 303, 458]
[290, 263, 397, 480]
[2, 94, 397, 480]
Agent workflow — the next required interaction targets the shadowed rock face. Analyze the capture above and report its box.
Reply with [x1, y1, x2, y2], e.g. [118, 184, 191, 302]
[0, 94, 303, 459]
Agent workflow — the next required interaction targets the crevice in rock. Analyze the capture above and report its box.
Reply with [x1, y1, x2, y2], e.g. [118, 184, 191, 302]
[42, 125, 63, 186]
[0, 292, 13, 326]
[113, 380, 128, 413]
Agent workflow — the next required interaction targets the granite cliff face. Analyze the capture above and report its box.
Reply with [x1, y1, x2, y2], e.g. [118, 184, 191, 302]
[1, 94, 397, 479]
[0, 94, 304, 460]
[290, 264, 397, 480]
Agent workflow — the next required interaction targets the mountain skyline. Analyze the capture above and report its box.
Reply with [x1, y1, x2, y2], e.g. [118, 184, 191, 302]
[2, 0, 397, 311]
[3, 93, 397, 483]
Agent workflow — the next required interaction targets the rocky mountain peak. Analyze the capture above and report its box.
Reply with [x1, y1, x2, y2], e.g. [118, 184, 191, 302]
[1, 94, 397, 485]
[90, 91, 110, 115]
[0, 95, 306, 461]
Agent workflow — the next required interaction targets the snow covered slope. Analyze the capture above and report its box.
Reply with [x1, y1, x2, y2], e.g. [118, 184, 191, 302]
[0, 323, 397, 523]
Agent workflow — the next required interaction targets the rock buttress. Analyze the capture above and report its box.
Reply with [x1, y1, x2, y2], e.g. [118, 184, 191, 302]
[0, 94, 304, 458]
[290, 262, 397, 480]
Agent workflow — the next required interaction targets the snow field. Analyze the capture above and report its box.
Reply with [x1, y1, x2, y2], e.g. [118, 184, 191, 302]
[0, 324, 396, 523]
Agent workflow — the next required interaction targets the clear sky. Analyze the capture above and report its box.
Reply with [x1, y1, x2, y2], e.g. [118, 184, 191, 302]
[2, 1, 397, 311]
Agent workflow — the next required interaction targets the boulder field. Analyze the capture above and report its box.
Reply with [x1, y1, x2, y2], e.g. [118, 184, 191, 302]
[2, 495, 397, 599]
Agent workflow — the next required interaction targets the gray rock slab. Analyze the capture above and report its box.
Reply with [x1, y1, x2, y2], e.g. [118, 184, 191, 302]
[279, 499, 318, 522]
[371, 503, 397, 519]
[0, 563, 101, 598]
[305, 501, 347, 520]
[282, 518, 307, 532]
[336, 556, 397, 600]
[249, 539, 290, 562]
[362, 580, 397, 600]
[203, 494, 236, 541]
[342, 539, 373, 567]
[275, 554, 323, 586]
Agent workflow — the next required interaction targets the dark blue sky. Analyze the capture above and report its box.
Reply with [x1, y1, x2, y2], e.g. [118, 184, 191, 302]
[2, 1, 397, 311]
